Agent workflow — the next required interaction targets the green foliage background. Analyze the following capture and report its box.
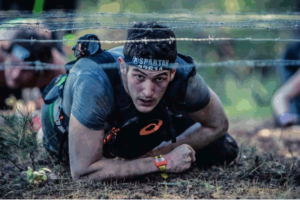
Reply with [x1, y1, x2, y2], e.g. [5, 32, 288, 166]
[66, 0, 299, 120]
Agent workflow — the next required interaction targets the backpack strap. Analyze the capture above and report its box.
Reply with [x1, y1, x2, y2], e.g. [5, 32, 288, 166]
[65, 60, 77, 74]
[163, 53, 196, 144]
[174, 53, 196, 107]
[42, 74, 68, 105]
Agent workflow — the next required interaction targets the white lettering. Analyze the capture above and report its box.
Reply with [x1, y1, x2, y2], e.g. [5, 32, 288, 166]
[158, 60, 162, 66]
[134, 57, 171, 70]
[144, 58, 148, 65]
[165, 60, 169, 66]
[139, 58, 143, 65]
[133, 56, 139, 65]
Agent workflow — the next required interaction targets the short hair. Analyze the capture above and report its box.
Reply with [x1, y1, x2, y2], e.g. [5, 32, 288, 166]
[123, 22, 177, 63]
[3, 31, 56, 63]
[0, 19, 63, 53]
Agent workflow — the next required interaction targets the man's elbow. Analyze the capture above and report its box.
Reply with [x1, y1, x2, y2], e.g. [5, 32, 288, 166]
[71, 168, 81, 181]
[217, 117, 229, 138]
[71, 168, 94, 181]
[70, 163, 106, 181]
[70, 164, 89, 181]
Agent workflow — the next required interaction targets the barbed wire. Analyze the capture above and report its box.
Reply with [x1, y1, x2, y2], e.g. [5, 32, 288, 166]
[2, 20, 300, 26]
[1, 37, 300, 44]
[1, 11, 300, 19]
[195, 60, 300, 67]
[1, 60, 300, 70]
[2, 24, 300, 33]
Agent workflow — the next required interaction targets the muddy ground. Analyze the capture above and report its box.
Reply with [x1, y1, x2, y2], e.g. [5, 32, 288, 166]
[1, 117, 300, 199]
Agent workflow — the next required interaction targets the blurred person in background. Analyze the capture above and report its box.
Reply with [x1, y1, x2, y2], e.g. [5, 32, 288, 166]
[272, 44, 300, 127]
[0, 20, 66, 114]
[271, 1, 300, 127]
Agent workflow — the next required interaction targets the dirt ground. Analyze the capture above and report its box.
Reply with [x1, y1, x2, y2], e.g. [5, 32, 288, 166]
[1, 117, 300, 199]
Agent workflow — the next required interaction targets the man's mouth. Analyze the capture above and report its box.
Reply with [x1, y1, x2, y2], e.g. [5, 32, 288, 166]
[138, 99, 155, 106]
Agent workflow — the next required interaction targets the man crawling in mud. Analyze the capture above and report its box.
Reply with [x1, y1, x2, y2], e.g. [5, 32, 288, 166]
[41, 22, 239, 181]
[0, 20, 66, 110]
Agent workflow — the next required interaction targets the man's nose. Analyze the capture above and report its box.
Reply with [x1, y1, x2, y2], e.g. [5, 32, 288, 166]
[143, 80, 154, 97]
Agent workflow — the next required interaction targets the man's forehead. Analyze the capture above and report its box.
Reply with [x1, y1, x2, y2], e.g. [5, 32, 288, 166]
[130, 66, 170, 75]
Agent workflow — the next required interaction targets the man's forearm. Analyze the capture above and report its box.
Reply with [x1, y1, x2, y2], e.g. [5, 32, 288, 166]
[175, 122, 225, 150]
[272, 92, 290, 116]
[77, 156, 159, 181]
[273, 69, 300, 116]
[143, 122, 225, 157]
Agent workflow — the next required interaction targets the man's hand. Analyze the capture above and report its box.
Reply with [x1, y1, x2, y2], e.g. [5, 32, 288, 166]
[272, 68, 300, 125]
[276, 112, 299, 127]
[164, 144, 196, 173]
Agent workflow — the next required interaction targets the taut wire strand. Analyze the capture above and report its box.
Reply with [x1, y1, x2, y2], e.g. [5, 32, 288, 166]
[1, 37, 300, 44]
[1, 60, 300, 70]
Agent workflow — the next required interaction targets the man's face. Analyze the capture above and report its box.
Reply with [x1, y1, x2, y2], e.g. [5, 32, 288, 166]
[4, 53, 35, 89]
[123, 65, 176, 113]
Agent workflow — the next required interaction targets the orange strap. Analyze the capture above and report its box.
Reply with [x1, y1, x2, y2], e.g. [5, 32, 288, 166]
[103, 127, 120, 144]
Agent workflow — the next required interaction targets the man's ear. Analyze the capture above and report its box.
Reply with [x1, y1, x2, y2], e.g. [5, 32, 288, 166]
[170, 63, 177, 81]
[118, 57, 127, 74]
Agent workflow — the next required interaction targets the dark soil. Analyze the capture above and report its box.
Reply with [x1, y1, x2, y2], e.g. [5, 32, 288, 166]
[1, 118, 300, 199]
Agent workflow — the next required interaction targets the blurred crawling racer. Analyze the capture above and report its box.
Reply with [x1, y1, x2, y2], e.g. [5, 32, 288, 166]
[41, 22, 239, 181]
[0, 19, 66, 110]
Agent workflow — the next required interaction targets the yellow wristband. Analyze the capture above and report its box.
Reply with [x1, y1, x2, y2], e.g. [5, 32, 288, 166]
[158, 165, 166, 172]
[155, 155, 168, 179]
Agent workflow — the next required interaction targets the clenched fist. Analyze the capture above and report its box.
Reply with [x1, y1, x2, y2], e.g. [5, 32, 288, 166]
[164, 144, 196, 173]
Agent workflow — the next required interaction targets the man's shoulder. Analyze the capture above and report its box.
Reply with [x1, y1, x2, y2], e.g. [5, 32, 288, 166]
[68, 48, 121, 74]
[69, 47, 121, 70]
[69, 58, 103, 74]
[107, 46, 124, 60]
[65, 58, 114, 90]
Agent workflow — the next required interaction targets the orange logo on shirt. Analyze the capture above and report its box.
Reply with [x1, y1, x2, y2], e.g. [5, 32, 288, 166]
[140, 119, 163, 136]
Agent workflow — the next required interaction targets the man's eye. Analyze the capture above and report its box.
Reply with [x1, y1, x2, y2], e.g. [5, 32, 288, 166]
[135, 75, 144, 80]
[155, 77, 166, 82]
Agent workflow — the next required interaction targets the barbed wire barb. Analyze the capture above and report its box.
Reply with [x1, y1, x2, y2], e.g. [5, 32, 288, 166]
[30, 37, 35, 45]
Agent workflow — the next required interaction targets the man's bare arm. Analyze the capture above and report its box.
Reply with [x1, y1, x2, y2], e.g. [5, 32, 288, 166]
[142, 88, 228, 156]
[69, 114, 159, 181]
[69, 114, 195, 181]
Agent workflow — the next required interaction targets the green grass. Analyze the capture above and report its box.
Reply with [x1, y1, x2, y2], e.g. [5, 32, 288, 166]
[198, 67, 280, 119]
